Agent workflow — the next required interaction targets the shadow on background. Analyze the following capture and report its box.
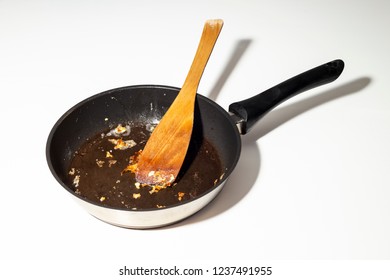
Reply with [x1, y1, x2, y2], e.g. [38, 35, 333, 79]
[168, 77, 371, 229]
[163, 52, 371, 229]
[207, 39, 252, 101]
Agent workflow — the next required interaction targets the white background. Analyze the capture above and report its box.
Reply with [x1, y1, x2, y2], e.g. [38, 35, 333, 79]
[1, 0, 389, 279]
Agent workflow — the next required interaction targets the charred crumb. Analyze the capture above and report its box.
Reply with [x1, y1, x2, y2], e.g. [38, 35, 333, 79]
[177, 192, 185, 201]
[73, 175, 80, 188]
[96, 159, 105, 167]
[132, 193, 141, 199]
[108, 138, 137, 150]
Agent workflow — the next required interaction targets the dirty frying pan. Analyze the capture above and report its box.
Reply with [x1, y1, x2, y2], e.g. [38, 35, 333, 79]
[46, 59, 344, 229]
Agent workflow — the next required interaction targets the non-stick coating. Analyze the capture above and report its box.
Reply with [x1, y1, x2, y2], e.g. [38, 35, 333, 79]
[47, 85, 241, 209]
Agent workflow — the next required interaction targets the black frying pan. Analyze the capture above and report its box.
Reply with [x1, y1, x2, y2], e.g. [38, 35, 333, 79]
[46, 59, 344, 228]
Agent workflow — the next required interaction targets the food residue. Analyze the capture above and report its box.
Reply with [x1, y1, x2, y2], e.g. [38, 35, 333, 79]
[66, 123, 223, 210]
[132, 193, 141, 199]
[108, 138, 137, 150]
[73, 175, 80, 188]
[177, 192, 185, 201]
[96, 159, 105, 167]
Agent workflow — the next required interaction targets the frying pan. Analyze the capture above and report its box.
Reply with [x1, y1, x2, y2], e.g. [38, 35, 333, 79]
[46, 59, 344, 229]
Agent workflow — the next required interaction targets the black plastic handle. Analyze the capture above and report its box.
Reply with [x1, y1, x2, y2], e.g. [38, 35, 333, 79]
[228, 59, 345, 134]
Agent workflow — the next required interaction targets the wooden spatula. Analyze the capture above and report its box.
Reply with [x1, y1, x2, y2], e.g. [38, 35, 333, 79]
[135, 19, 224, 186]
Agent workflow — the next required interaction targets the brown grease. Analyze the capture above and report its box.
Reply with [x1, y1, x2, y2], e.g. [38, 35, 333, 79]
[66, 124, 223, 210]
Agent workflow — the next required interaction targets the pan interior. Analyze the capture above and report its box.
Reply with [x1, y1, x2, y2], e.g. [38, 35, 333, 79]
[46, 85, 241, 209]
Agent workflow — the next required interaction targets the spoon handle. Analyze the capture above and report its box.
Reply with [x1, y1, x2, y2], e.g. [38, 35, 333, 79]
[229, 59, 345, 134]
[180, 19, 224, 98]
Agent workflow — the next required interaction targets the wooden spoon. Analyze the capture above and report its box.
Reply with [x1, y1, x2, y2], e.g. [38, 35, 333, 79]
[135, 19, 224, 185]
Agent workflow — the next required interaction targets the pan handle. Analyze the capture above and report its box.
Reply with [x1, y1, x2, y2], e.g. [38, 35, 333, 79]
[228, 59, 345, 134]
